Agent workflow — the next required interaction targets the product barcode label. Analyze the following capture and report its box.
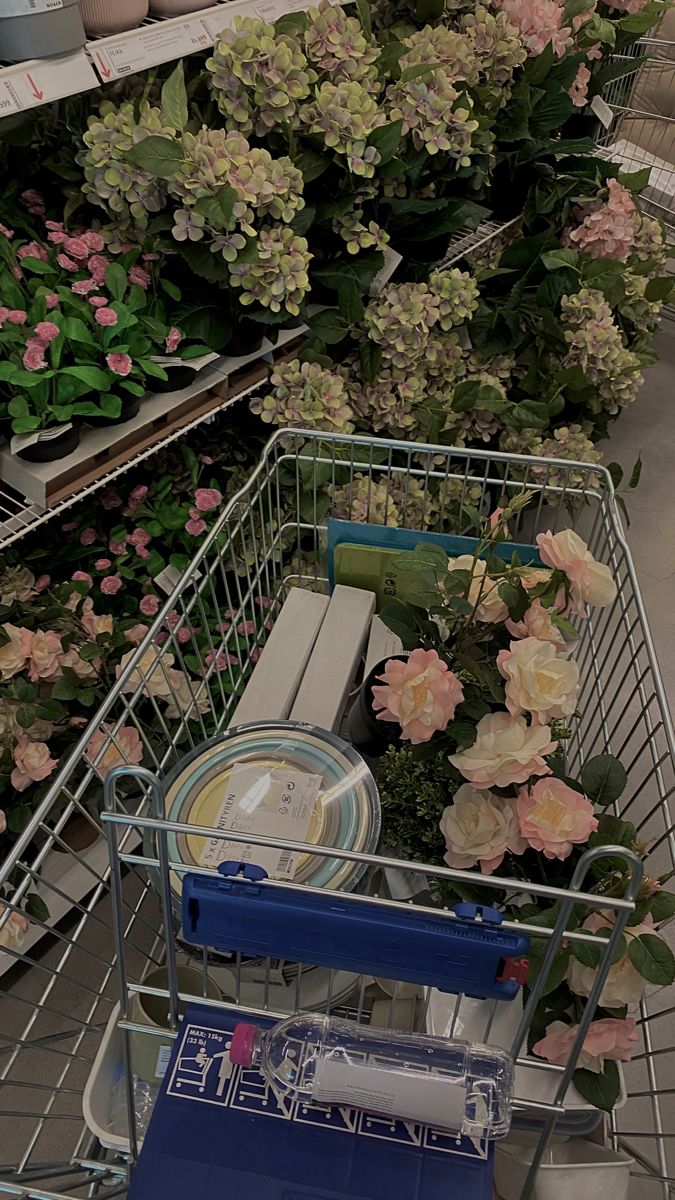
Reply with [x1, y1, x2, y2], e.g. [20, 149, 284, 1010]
[198, 761, 320, 879]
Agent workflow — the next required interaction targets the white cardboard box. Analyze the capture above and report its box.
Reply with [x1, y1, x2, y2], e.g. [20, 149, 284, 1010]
[364, 614, 404, 678]
[230, 588, 329, 726]
[290, 585, 376, 732]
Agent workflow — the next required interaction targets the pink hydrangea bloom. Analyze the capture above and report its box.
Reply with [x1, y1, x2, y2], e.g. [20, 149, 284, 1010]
[372, 648, 464, 744]
[21, 189, 46, 215]
[95, 307, 118, 327]
[165, 326, 182, 353]
[83, 231, 105, 253]
[64, 236, 89, 260]
[140, 594, 159, 617]
[500, 0, 573, 56]
[185, 517, 207, 536]
[45, 293, 59, 310]
[7, 310, 27, 325]
[72, 570, 94, 585]
[89, 295, 108, 308]
[11, 735, 57, 791]
[564, 178, 638, 261]
[23, 342, 47, 371]
[101, 574, 123, 595]
[72, 279, 97, 295]
[34, 321, 59, 342]
[569, 62, 591, 106]
[106, 352, 132, 376]
[79, 529, 97, 546]
[18, 241, 48, 263]
[95, 558, 112, 571]
[57, 253, 78, 271]
[194, 487, 222, 512]
[86, 724, 143, 780]
[517, 778, 598, 859]
[129, 264, 151, 289]
[533, 1017, 638, 1073]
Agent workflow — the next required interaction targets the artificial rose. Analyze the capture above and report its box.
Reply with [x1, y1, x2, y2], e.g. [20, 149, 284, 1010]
[447, 555, 508, 623]
[0, 623, 32, 679]
[85, 724, 143, 780]
[124, 624, 150, 645]
[440, 784, 526, 873]
[505, 599, 567, 650]
[0, 905, 29, 949]
[372, 648, 464, 743]
[27, 630, 64, 682]
[194, 487, 222, 513]
[140, 595, 159, 617]
[449, 711, 557, 788]
[536, 529, 617, 610]
[567, 912, 664, 1007]
[533, 1017, 638, 1074]
[163, 669, 210, 720]
[81, 600, 114, 640]
[496, 637, 579, 721]
[517, 778, 597, 859]
[117, 646, 176, 699]
[11, 735, 58, 791]
[61, 646, 98, 681]
[0, 566, 35, 605]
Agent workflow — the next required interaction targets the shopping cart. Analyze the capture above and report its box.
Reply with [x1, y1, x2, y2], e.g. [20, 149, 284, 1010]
[0, 431, 673, 1199]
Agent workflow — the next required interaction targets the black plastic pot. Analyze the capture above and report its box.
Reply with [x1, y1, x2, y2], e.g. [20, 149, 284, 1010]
[560, 112, 602, 141]
[347, 655, 408, 758]
[85, 395, 142, 426]
[229, 323, 265, 357]
[17, 423, 80, 463]
[150, 365, 197, 394]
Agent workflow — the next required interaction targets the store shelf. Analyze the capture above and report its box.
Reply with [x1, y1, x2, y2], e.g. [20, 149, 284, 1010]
[0, 324, 304, 552]
[438, 215, 521, 269]
[0, 0, 352, 113]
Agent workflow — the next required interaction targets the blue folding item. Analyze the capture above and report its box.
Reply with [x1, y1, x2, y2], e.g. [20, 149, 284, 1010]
[182, 862, 529, 1001]
[128, 1004, 495, 1200]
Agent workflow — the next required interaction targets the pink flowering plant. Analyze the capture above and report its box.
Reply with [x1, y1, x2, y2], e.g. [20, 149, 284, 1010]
[375, 499, 675, 1110]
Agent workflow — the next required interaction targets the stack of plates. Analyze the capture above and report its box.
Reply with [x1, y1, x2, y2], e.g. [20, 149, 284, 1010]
[157, 721, 381, 904]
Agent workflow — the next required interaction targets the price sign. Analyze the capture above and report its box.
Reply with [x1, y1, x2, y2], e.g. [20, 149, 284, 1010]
[89, 16, 217, 81]
[0, 51, 97, 115]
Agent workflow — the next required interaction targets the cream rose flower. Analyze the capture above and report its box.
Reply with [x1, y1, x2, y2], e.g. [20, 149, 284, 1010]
[163, 670, 210, 720]
[10, 735, 58, 792]
[517, 778, 597, 859]
[505, 599, 567, 650]
[0, 904, 29, 949]
[27, 630, 64, 682]
[536, 529, 617, 611]
[567, 912, 663, 1008]
[116, 646, 176, 698]
[496, 637, 579, 721]
[81, 599, 114, 640]
[86, 724, 143, 779]
[61, 646, 99, 681]
[0, 566, 35, 605]
[440, 784, 526, 874]
[447, 555, 508, 623]
[448, 711, 557, 789]
[0, 624, 31, 680]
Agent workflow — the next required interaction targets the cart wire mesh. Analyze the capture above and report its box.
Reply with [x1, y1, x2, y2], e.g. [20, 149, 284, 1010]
[0, 431, 674, 1199]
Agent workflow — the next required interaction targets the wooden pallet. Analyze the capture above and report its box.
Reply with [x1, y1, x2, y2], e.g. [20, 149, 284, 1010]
[0, 331, 303, 507]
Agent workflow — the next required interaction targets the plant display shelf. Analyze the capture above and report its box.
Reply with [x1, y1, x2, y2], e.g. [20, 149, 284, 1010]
[0, 0, 353, 116]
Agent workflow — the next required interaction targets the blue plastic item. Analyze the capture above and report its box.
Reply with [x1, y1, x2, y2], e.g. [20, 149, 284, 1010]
[181, 863, 529, 1001]
[128, 1004, 495, 1200]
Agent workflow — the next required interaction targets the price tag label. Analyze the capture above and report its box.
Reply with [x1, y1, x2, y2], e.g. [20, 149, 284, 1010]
[0, 52, 97, 114]
[198, 761, 320, 879]
[89, 17, 217, 80]
[369, 247, 403, 296]
[591, 95, 614, 130]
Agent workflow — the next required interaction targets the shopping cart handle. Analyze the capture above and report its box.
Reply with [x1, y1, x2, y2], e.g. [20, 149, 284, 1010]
[181, 867, 529, 1001]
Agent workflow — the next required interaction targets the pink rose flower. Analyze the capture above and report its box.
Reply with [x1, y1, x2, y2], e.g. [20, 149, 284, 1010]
[517, 778, 598, 859]
[372, 648, 464, 744]
[505, 598, 567, 650]
[79, 529, 97, 546]
[89, 295, 108, 308]
[64, 236, 90, 261]
[23, 342, 47, 371]
[165, 326, 183, 353]
[177, 628, 191, 644]
[21, 189, 46, 215]
[95, 307, 118, 327]
[440, 784, 526, 874]
[533, 1017, 638, 1074]
[57, 253, 78, 271]
[106, 352, 132, 376]
[18, 241, 48, 263]
[72, 571, 93, 586]
[27, 629, 64, 682]
[72, 279, 97, 295]
[11, 735, 58, 790]
[140, 595, 159, 617]
[8, 310, 27, 325]
[194, 487, 223, 513]
[185, 517, 207, 536]
[83, 231, 105, 253]
[45, 293, 59, 310]
[129, 264, 151, 289]
[237, 620, 256, 636]
[87, 254, 109, 283]
[449, 711, 557, 789]
[95, 558, 112, 571]
[129, 527, 150, 548]
[536, 529, 617, 611]
[34, 321, 59, 342]
[136, 545, 150, 560]
[100, 487, 122, 510]
[124, 623, 150, 645]
[109, 538, 128, 555]
[205, 649, 238, 671]
[86, 724, 143, 780]
[101, 574, 122, 596]
[35, 574, 50, 593]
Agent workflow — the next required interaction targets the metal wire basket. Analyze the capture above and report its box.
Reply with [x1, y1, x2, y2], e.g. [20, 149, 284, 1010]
[0, 431, 674, 1199]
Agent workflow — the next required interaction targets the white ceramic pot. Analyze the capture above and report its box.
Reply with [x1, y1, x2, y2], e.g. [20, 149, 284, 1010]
[0, 0, 84, 62]
[150, 0, 215, 12]
[79, 0, 148, 36]
[494, 1139, 634, 1200]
